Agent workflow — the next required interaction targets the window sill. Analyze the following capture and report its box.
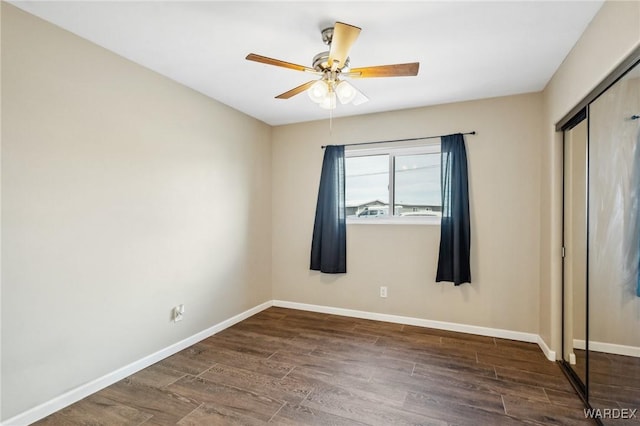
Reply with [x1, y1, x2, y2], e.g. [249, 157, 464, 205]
[347, 217, 441, 226]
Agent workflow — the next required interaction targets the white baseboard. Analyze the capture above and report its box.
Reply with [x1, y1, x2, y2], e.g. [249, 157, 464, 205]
[272, 300, 552, 358]
[537, 335, 557, 361]
[573, 339, 640, 358]
[1, 301, 273, 426]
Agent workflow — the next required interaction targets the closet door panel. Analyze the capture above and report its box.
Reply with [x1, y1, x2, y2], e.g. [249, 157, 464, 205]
[563, 119, 588, 387]
[587, 63, 640, 418]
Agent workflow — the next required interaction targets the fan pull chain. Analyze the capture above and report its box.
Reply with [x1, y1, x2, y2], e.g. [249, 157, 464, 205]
[329, 108, 333, 133]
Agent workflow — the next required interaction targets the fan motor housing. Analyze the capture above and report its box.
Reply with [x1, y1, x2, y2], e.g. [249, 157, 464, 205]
[312, 51, 350, 72]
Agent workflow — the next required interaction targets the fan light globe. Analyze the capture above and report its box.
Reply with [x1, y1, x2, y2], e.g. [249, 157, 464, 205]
[319, 92, 337, 110]
[335, 81, 357, 104]
[308, 80, 329, 103]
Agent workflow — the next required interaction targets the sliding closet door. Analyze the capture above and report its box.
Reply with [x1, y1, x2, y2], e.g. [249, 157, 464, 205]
[587, 62, 640, 419]
[563, 119, 588, 388]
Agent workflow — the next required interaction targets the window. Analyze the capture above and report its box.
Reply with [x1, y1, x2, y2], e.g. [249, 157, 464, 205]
[345, 144, 442, 224]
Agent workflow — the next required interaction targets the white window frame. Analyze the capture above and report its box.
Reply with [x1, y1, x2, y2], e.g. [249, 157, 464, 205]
[345, 142, 441, 226]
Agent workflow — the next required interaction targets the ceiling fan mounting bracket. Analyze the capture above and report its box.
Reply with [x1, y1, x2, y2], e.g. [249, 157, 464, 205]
[321, 27, 334, 45]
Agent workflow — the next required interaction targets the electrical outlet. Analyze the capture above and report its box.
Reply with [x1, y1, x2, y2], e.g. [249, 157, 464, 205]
[173, 304, 185, 322]
[380, 286, 388, 298]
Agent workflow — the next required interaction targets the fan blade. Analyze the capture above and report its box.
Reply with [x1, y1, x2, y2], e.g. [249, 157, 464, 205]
[275, 80, 317, 99]
[349, 62, 420, 78]
[328, 22, 361, 70]
[246, 53, 315, 73]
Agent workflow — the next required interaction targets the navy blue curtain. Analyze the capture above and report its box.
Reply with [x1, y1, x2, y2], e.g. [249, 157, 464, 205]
[436, 133, 471, 285]
[310, 145, 347, 273]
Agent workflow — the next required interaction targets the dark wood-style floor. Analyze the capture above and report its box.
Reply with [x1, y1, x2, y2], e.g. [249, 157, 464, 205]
[35, 307, 594, 425]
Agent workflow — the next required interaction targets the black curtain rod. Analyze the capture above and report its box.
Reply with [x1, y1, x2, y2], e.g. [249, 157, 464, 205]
[321, 131, 476, 149]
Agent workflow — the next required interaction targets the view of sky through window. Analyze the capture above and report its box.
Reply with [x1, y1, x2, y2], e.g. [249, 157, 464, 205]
[395, 153, 441, 206]
[345, 155, 389, 205]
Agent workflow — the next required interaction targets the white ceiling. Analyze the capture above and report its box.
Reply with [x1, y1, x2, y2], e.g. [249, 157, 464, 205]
[12, 1, 604, 126]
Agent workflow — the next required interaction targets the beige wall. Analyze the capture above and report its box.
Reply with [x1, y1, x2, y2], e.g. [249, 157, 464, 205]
[1, 4, 272, 420]
[539, 0, 640, 352]
[272, 93, 542, 333]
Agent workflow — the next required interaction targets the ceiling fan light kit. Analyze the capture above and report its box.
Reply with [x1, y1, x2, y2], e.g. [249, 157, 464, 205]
[246, 21, 419, 112]
[308, 76, 359, 110]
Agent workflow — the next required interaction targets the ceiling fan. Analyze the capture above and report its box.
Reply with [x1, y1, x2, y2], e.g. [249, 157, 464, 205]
[246, 22, 420, 110]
